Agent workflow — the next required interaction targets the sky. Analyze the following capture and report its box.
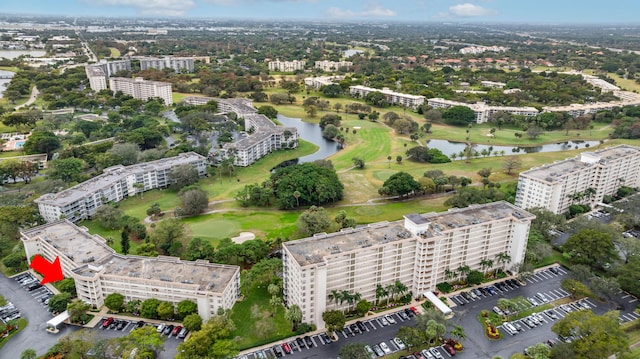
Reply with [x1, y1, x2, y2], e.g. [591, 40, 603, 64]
[2, 0, 640, 23]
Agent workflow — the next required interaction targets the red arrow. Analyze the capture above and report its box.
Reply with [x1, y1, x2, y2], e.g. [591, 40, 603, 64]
[29, 255, 64, 285]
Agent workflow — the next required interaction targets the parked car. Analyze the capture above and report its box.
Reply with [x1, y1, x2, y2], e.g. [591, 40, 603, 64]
[102, 317, 114, 329]
[117, 320, 127, 330]
[547, 339, 557, 347]
[178, 327, 189, 339]
[492, 306, 504, 316]
[504, 322, 518, 335]
[535, 292, 549, 303]
[398, 311, 409, 320]
[410, 306, 419, 315]
[272, 345, 284, 357]
[372, 345, 384, 357]
[380, 316, 389, 326]
[443, 343, 456, 356]
[320, 332, 332, 344]
[527, 297, 540, 306]
[421, 349, 435, 359]
[364, 345, 376, 359]
[523, 317, 536, 328]
[385, 314, 396, 324]
[460, 291, 471, 300]
[350, 323, 360, 334]
[429, 348, 444, 359]
[512, 321, 522, 331]
[163, 325, 174, 335]
[303, 336, 313, 347]
[486, 286, 497, 295]
[472, 288, 482, 297]
[356, 321, 367, 331]
[288, 340, 298, 352]
[281, 342, 291, 354]
[172, 325, 182, 336]
[545, 310, 558, 319]
[404, 308, 414, 317]
[379, 342, 391, 354]
[296, 337, 305, 348]
[393, 337, 406, 350]
[549, 266, 560, 274]
[413, 351, 425, 359]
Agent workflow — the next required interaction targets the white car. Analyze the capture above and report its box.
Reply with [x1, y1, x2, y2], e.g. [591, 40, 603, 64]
[385, 314, 396, 324]
[380, 317, 389, 326]
[379, 342, 391, 354]
[430, 348, 444, 359]
[393, 337, 406, 350]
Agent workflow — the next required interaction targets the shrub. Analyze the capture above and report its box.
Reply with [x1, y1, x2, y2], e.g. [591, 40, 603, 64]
[436, 282, 452, 293]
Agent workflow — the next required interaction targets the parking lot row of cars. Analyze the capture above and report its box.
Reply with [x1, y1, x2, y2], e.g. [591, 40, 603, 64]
[241, 307, 456, 359]
[12, 272, 57, 317]
[0, 301, 21, 322]
[449, 266, 568, 307]
[99, 317, 189, 339]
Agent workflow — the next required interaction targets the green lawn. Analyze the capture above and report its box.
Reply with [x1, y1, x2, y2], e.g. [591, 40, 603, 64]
[109, 47, 121, 58]
[0, 318, 28, 350]
[230, 285, 295, 350]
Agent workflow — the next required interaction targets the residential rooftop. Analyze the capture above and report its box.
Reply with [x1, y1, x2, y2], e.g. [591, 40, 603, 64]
[22, 220, 238, 293]
[285, 201, 533, 266]
[35, 152, 205, 206]
[521, 144, 640, 183]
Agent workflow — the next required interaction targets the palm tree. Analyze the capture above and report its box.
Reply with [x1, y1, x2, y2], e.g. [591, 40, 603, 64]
[351, 292, 362, 312]
[495, 252, 511, 273]
[342, 290, 354, 313]
[293, 190, 301, 208]
[444, 268, 454, 281]
[268, 283, 281, 298]
[457, 265, 471, 281]
[394, 281, 408, 301]
[328, 290, 342, 308]
[376, 284, 388, 305]
[133, 182, 145, 198]
[385, 284, 395, 305]
[451, 325, 467, 341]
[20, 349, 37, 359]
[284, 304, 303, 331]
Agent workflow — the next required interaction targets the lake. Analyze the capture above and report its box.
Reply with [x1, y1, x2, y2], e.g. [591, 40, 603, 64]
[277, 114, 341, 163]
[0, 50, 46, 59]
[425, 139, 601, 158]
[0, 70, 15, 99]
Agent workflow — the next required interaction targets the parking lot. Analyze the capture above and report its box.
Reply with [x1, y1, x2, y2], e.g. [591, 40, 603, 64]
[241, 308, 452, 359]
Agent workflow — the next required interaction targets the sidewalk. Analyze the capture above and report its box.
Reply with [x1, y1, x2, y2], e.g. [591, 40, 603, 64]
[237, 299, 426, 356]
[83, 307, 182, 328]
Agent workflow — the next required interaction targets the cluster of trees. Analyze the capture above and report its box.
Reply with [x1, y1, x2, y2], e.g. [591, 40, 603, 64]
[176, 314, 239, 359]
[236, 162, 344, 210]
[374, 281, 411, 305]
[405, 146, 451, 163]
[382, 111, 419, 134]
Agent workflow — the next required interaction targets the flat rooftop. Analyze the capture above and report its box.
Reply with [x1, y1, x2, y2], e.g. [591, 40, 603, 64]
[23, 221, 238, 293]
[522, 145, 640, 183]
[284, 221, 410, 267]
[285, 201, 533, 267]
[35, 152, 205, 206]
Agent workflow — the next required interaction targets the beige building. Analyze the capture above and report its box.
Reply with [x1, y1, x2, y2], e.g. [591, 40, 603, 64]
[283, 201, 534, 328]
[21, 221, 240, 320]
[139, 56, 195, 73]
[85, 60, 132, 92]
[35, 152, 207, 223]
[427, 98, 539, 123]
[349, 85, 425, 109]
[109, 77, 173, 105]
[268, 60, 306, 72]
[314, 61, 352, 72]
[515, 145, 640, 214]
[303, 76, 344, 89]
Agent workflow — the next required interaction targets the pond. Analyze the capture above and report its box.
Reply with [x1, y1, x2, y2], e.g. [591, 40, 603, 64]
[0, 50, 46, 59]
[0, 70, 15, 99]
[277, 114, 341, 163]
[425, 139, 601, 158]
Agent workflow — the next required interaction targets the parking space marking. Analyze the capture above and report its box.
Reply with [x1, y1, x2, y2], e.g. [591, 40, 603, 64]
[310, 336, 319, 347]
[629, 298, 638, 303]
[368, 320, 377, 330]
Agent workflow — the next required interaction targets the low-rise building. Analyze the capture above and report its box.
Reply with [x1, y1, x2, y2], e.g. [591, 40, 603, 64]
[304, 76, 344, 89]
[35, 152, 206, 223]
[283, 201, 534, 328]
[427, 98, 539, 123]
[139, 56, 195, 73]
[314, 61, 352, 72]
[349, 85, 425, 109]
[481, 81, 506, 88]
[109, 77, 173, 105]
[268, 60, 306, 72]
[21, 220, 240, 321]
[515, 145, 640, 214]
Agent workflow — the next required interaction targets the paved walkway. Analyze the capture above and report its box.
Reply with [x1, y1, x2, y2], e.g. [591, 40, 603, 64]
[15, 86, 39, 110]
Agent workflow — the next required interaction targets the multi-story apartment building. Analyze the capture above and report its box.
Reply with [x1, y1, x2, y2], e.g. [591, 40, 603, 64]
[481, 81, 506, 88]
[109, 77, 173, 105]
[268, 60, 306, 72]
[21, 220, 240, 320]
[427, 98, 539, 123]
[283, 201, 534, 328]
[139, 56, 195, 73]
[349, 85, 426, 109]
[35, 152, 207, 223]
[181, 97, 298, 167]
[303, 76, 344, 89]
[314, 61, 353, 72]
[515, 145, 640, 214]
[85, 66, 108, 92]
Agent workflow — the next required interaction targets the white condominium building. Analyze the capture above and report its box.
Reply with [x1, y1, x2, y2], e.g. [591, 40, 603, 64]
[304, 76, 344, 89]
[182, 97, 298, 167]
[109, 77, 173, 105]
[427, 98, 539, 123]
[283, 201, 534, 328]
[140, 56, 195, 73]
[314, 61, 353, 72]
[85, 60, 132, 92]
[349, 85, 426, 109]
[481, 81, 506, 88]
[35, 152, 207, 223]
[268, 60, 306, 72]
[515, 145, 640, 214]
[21, 220, 240, 321]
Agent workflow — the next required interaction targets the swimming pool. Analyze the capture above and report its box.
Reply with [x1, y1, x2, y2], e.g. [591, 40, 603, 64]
[14, 141, 25, 148]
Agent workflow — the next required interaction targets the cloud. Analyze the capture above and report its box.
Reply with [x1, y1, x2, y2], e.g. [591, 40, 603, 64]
[327, 4, 397, 18]
[448, 3, 494, 17]
[205, 0, 319, 4]
[84, 0, 195, 16]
